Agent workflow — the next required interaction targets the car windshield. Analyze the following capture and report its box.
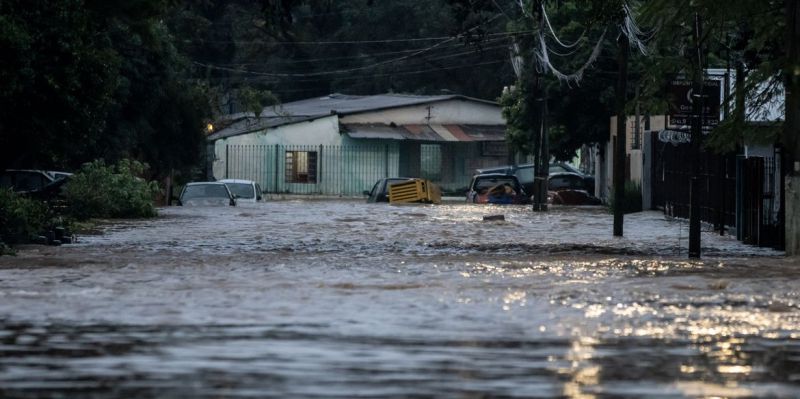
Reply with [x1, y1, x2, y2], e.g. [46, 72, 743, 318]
[225, 183, 255, 199]
[182, 184, 230, 200]
[474, 177, 518, 191]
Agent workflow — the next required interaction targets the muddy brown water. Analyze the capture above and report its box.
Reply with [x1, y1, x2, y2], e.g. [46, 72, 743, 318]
[0, 200, 798, 398]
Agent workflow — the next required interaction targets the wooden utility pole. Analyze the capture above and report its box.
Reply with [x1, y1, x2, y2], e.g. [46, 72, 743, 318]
[530, 0, 548, 212]
[613, 31, 629, 236]
[785, 0, 800, 255]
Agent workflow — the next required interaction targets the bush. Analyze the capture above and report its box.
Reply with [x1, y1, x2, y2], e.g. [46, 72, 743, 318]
[608, 181, 642, 214]
[65, 159, 159, 220]
[0, 188, 50, 248]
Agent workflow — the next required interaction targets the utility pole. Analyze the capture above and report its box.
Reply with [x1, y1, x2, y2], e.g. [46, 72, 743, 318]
[688, 13, 704, 258]
[535, 84, 549, 211]
[785, 0, 800, 255]
[613, 30, 629, 236]
[529, 0, 548, 212]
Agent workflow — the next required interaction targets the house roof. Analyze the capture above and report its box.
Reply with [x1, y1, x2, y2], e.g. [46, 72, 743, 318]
[341, 123, 505, 142]
[207, 115, 314, 141]
[259, 93, 498, 118]
[208, 93, 503, 142]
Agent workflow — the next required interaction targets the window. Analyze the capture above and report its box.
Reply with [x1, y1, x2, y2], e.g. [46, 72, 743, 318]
[285, 151, 317, 183]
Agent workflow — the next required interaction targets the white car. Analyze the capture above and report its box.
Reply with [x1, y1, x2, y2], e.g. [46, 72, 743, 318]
[219, 179, 263, 203]
[178, 182, 236, 206]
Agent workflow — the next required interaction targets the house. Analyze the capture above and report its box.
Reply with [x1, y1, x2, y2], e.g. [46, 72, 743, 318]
[207, 93, 509, 195]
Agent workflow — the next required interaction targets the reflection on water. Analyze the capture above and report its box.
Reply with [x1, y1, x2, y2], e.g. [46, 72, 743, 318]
[0, 200, 798, 398]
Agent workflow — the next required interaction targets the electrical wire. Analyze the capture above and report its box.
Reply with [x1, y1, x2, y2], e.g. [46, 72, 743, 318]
[193, 14, 505, 78]
[186, 27, 525, 46]
[540, 2, 586, 49]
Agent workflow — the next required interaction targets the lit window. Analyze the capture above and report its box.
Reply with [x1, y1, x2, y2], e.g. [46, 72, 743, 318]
[285, 151, 317, 183]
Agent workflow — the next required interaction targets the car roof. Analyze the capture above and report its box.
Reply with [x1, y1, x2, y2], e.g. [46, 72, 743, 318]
[186, 181, 228, 186]
[473, 173, 520, 180]
[218, 179, 256, 184]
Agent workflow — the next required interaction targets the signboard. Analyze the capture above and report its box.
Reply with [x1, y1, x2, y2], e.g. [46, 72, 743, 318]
[667, 78, 721, 131]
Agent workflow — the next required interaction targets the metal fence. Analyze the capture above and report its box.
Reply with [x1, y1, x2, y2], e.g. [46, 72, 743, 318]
[224, 144, 400, 196]
[650, 131, 784, 249]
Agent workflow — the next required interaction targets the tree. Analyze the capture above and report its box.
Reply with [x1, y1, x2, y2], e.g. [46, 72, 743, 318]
[0, 0, 210, 177]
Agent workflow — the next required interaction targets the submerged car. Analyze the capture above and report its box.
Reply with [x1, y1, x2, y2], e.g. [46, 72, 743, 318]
[547, 172, 602, 206]
[475, 162, 594, 194]
[1, 169, 72, 193]
[466, 174, 530, 204]
[363, 177, 414, 203]
[178, 182, 236, 206]
[219, 179, 262, 203]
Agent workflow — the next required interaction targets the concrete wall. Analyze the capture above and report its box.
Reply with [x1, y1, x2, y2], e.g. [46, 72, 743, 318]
[599, 115, 668, 202]
[212, 116, 341, 180]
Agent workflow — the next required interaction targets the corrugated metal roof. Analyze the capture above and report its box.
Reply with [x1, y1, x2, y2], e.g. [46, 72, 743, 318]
[342, 124, 505, 142]
[260, 93, 498, 118]
[207, 116, 313, 141]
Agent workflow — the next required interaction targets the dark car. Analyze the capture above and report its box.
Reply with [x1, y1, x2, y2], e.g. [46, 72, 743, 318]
[466, 174, 530, 204]
[475, 162, 595, 194]
[363, 178, 413, 203]
[547, 172, 602, 205]
[1, 169, 72, 193]
[178, 182, 236, 206]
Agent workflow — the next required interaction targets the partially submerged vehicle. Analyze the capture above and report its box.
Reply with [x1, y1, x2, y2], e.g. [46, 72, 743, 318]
[178, 182, 236, 206]
[475, 162, 595, 194]
[364, 178, 414, 203]
[364, 177, 441, 204]
[466, 174, 530, 205]
[1, 169, 72, 194]
[219, 179, 262, 203]
[547, 172, 602, 206]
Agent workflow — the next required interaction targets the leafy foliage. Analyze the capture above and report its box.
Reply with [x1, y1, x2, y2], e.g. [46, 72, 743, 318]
[0, 0, 209, 177]
[64, 159, 159, 220]
[608, 181, 642, 214]
[0, 189, 50, 248]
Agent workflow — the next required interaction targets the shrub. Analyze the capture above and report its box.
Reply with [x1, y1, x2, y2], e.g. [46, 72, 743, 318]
[65, 159, 159, 220]
[608, 181, 643, 214]
[0, 188, 49, 248]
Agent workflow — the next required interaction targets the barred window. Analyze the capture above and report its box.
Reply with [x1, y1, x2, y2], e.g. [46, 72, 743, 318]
[285, 151, 317, 183]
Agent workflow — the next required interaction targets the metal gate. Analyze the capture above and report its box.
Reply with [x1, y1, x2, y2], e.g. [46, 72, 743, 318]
[650, 131, 784, 249]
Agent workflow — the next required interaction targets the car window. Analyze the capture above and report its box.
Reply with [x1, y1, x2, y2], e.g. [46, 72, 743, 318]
[225, 183, 255, 199]
[368, 180, 381, 196]
[182, 184, 230, 200]
[10, 172, 50, 191]
[514, 167, 534, 183]
[474, 177, 518, 190]
[549, 165, 569, 174]
[549, 176, 584, 190]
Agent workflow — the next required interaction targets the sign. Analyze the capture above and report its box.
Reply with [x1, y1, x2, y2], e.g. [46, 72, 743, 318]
[667, 78, 721, 131]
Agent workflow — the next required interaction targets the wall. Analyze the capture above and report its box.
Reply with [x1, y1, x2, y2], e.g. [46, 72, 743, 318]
[599, 115, 668, 201]
[212, 115, 340, 181]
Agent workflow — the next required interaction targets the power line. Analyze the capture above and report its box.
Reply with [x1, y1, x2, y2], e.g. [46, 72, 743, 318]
[188, 59, 509, 85]
[207, 34, 516, 67]
[184, 28, 527, 46]
[193, 14, 506, 78]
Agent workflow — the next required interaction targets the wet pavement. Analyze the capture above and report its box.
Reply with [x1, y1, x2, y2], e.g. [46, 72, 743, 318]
[0, 200, 798, 398]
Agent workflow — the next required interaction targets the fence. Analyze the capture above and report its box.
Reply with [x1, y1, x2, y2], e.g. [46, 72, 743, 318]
[650, 131, 784, 249]
[224, 144, 401, 196]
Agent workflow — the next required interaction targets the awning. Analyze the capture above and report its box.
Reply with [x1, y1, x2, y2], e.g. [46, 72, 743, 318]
[342, 124, 506, 142]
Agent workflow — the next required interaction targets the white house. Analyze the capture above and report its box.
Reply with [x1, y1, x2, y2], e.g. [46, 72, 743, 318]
[208, 93, 509, 195]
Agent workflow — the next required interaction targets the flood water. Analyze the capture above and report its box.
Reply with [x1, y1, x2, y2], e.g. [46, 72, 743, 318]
[0, 200, 798, 398]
